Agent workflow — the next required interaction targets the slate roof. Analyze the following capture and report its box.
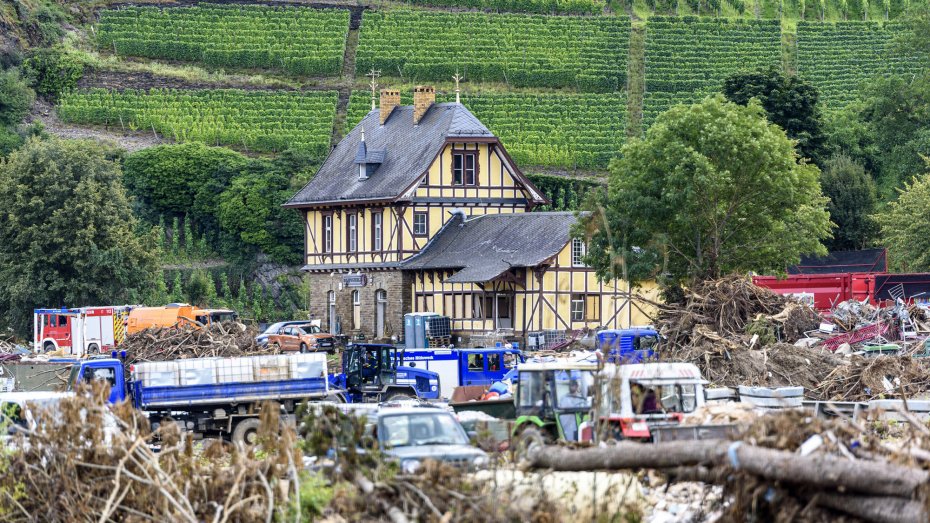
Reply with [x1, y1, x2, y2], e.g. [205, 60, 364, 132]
[286, 103, 494, 206]
[401, 212, 581, 283]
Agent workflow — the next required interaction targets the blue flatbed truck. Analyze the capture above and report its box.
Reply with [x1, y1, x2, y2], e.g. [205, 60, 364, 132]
[67, 354, 338, 446]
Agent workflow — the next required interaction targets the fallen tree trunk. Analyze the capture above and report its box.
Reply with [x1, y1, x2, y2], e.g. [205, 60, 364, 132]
[527, 441, 929, 498]
[813, 493, 926, 523]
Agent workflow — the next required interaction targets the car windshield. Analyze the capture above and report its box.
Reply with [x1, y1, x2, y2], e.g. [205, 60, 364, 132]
[379, 413, 468, 448]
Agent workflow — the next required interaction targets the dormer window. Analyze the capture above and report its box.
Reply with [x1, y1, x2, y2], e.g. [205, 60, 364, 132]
[452, 151, 477, 186]
[359, 164, 367, 180]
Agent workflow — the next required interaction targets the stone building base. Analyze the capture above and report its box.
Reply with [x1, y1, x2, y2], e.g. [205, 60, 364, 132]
[304, 270, 412, 342]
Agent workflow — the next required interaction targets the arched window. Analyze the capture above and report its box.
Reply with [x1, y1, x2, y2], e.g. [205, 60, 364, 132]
[375, 289, 387, 338]
[352, 290, 361, 330]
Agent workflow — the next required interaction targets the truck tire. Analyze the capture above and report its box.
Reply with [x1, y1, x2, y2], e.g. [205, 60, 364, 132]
[42, 341, 55, 353]
[383, 391, 413, 403]
[87, 343, 100, 354]
[231, 418, 262, 448]
[299, 343, 308, 353]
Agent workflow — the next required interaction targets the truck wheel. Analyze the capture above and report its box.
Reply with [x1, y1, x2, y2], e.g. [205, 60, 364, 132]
[42, 342, 55, 353]
[383, 391, 413, 403]
[299, 343, 308, 353]
[514, 426, 547, 462]
[87, 343, 100, 354]
[232, 418, 262, 448]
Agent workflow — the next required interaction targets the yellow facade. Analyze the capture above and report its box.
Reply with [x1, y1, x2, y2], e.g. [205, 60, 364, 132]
[302, 142, 535, 267]
[410, 241, 659, 333]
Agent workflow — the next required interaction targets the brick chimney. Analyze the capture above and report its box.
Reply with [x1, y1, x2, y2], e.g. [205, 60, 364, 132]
[380, 89, 400, 125]
[413, 85, 435, 125]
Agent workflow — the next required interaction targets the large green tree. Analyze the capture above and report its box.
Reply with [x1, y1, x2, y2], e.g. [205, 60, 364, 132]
[723, 67, 827, 166]
[821, 154, 878, 251]
[875, 164, 930, 272]
[0, 138, 159, 336]
[578, 95, 832, 284]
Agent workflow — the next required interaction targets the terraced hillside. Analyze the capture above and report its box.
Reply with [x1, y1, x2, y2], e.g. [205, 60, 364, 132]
[98, 5, 350, 76]
[643, 17, 781, 127]
[797, 21, 919, 108]
[58, 88, 338, 155]
[356, 10, 630, 91]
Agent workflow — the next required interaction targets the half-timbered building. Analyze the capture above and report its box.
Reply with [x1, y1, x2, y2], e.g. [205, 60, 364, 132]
[285, 86, 655, 344]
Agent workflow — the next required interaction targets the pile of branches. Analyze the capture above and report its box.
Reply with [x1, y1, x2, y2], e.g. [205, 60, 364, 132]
[813, 354, 930, 401]
[121, 322, 275, 363]
[530, 409, 930, 523]
[0, 386, 307, 522]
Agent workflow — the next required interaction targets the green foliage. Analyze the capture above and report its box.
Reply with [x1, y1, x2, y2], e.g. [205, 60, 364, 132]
[579, 96, 831, 283]
[348, 90, 627, 169]
[21, 47, 85, 99]
[645, 18, 782, 94]
[821, 154, 878, 250]
[401, 0, 606, 13]
[0, 137, 159, 336]
[875, 167, 930, 271]
[123, 142, 247, 217]
[0, 69, 34, 128]
[723, 67, 827, 165]
[356, 10, 629, 91]
[527, 173, 600, 210]
[185, 269, 215, 307]
[97, 5, 349, 76]
[0, 127, 24, 157]
[797, 21, 921, 109]
[57, 88, 337, 155]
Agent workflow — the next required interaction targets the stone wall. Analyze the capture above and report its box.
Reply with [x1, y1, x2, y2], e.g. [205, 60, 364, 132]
[305, 270, 412, 341]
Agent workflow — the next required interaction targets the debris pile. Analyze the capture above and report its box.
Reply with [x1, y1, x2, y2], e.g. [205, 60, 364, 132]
[120, 322, 275, 362]
[530, 409, 930, 522]
[0, 387, 304, 522]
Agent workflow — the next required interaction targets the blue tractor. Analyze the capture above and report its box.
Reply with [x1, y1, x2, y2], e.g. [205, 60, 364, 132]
[329, 343, 441, 403]
[597, 328, 660, 363]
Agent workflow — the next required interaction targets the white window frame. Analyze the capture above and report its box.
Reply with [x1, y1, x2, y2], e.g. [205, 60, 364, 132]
[570, 294, 585, 321]
[373, 212, 383, 251]
[413, 212, 427, 236]
[571, 238, 587, 267]
[324, 215, 333, 253]
[348, 214, 358, 253]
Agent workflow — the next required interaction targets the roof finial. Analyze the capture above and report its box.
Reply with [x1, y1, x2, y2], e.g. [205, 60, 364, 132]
[453, 71, 463, 104]
[360, 126, 365, 142]
[367, 68, 381, 110]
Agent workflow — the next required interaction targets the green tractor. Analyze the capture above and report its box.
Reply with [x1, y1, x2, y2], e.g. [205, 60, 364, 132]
[511, 361, 599, 454]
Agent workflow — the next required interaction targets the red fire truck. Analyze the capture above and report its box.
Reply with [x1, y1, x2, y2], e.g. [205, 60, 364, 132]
[33, 306, 136, 356]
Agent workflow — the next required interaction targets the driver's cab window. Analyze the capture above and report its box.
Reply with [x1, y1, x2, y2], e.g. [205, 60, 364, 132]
[487, 353, 501, 372]
[380, 349, 393, 370]
[639, 335, 658, 350]
[58, 315, 68, 327]
[84, 367, 117, 387]
[554, 370, 592, 409]
[467, 353, 484, 371]
[347, 350, 360, 373]
[503, 352, 518, 369]
[518, 371, 547, 408]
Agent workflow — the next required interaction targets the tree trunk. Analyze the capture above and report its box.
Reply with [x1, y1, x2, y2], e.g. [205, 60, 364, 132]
[528, 441, 929, 498]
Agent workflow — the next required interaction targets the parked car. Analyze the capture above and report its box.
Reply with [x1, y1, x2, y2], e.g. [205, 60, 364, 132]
[265, 323, 336, 353]
[374, 405, 489, 473]
[256, 321, 312, 347]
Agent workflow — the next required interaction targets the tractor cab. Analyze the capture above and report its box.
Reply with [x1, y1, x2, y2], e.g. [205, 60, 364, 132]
[344, 344, 400, 392]
[513, 361, 598, 445]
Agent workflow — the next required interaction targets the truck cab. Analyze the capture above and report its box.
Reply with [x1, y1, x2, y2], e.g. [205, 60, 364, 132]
[67, 359, 128, 404]
[330, 344, 441, 403]
[402, 347, 525, 399]
[596, 328, 660, 363]
[595, 362, 707, 441]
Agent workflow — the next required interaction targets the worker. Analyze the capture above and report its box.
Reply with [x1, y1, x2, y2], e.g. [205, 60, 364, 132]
[560, 380, 588, 408]
[642, 388, 659, 414]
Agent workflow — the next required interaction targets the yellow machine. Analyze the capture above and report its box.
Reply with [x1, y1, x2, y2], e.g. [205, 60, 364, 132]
[127, 304, 238, 334]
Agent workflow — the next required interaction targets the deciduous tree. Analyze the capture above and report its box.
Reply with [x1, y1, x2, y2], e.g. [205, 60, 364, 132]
[0, 138, 159, 336]
[875, 164, 930, 271]
[578, 95, 832, 284]
[821, 154, 878, 250]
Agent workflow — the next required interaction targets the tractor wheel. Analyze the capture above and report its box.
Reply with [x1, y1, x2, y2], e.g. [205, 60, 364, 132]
[513, 426, 548, 463]
[231, 418, 262, 449]
[299, 343, 309, 353]
[324, 392, 347, 403]
[383, 391, 413, 403]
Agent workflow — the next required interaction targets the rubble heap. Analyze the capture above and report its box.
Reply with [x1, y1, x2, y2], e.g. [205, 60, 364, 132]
[120, 322, 276, 363]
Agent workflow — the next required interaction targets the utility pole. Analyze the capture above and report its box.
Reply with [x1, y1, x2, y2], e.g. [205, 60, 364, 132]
[366, 68, 381, 110]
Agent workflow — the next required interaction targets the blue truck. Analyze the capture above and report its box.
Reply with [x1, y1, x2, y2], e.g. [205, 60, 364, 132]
[66, 353, 337, 446]
[401, 346, 524, 399]
[329, 343, 442, 403]
[597, 328, 660, 363]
